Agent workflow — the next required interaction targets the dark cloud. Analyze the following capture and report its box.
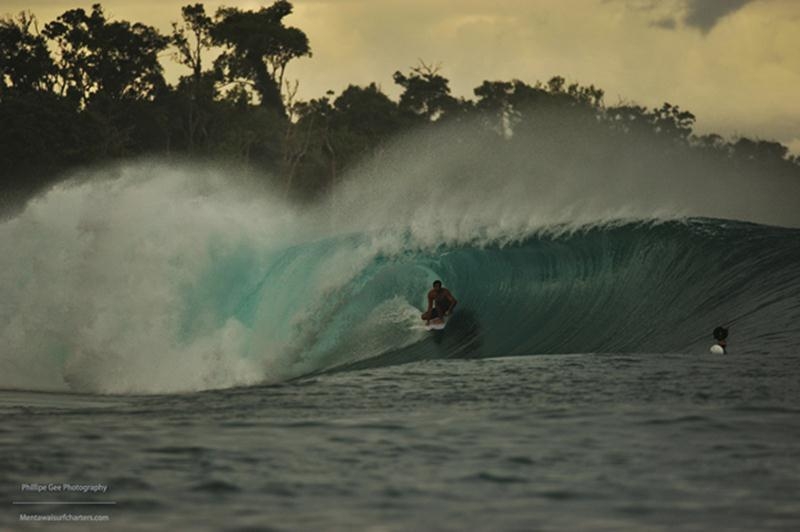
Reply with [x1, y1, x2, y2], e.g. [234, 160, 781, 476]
[684, 0, 754, 33]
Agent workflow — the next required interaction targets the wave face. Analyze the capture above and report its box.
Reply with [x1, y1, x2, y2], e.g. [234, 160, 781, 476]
[246, 219, 800, 376]
[2, 123, 800, 394]
[2, 176, 798, 395]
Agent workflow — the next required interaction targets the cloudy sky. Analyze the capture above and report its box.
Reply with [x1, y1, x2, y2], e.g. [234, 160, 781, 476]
[5, 0, 800, 152]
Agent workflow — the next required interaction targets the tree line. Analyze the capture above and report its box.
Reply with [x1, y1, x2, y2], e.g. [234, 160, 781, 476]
[1, 1, 798, 206]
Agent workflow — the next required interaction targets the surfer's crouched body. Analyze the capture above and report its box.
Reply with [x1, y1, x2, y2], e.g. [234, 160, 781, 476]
[422, 280, 458, 324]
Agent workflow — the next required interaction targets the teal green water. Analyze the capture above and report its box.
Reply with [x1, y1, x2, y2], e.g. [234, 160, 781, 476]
[184, 218, 800, 376]
[1, 217, 799, 393]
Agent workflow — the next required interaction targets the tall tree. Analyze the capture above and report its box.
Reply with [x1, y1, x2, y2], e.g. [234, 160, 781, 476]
[0, 12, 54, 97]
[43, 4, 168, 104]
[733, 138, 789, 164]
[604, 103, 651, 136]
[171, 3, 215, 152]
[172, 4, 213, 83]
[284, 93, 335, 197]
[331, 84, 399, 178]
[473, 80, 515, 136]
[333, 83, 400, 144]
[212, 1, 310, 113]
[649, 102, 695, 142]
[393, 62, 460, 123]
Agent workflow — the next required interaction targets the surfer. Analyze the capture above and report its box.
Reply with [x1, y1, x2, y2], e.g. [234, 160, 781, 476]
[422, 280, 458, 325]
[713, 326, 729, 354]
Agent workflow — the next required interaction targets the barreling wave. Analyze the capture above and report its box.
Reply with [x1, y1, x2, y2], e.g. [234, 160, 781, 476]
[1, 120, 799, 394]
[323, 219, 800, 373]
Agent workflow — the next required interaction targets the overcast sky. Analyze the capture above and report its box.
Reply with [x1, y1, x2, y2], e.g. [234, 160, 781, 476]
[5, 0, 800, 153]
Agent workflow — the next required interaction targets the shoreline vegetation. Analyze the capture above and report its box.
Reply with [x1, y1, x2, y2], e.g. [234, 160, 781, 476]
[1, 1, 798, 208]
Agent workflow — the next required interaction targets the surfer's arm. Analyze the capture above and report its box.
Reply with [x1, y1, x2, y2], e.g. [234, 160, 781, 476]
[426, 292, 434, 313]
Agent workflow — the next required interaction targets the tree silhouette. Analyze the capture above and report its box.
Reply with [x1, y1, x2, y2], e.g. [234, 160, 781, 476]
[43, 4, 168, 104]
[393, 61, 461, 123]
[0, 2, 797, 208]
[172, 4, 213, 83]
[733, 138, 788, 163]
[649, 102, 695, 142]
[0, 12, 53, 97]
[212, 1, 310, 114]
[284, 93, 335, 197]
[171, 3, 215, 152]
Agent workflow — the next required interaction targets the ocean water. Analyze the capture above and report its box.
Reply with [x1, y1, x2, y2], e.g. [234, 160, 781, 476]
[3, 353, 800, 531]
[2, 129, 800, 529]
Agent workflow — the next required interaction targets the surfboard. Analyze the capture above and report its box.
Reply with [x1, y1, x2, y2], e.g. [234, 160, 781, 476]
[425, 317, 447, 331]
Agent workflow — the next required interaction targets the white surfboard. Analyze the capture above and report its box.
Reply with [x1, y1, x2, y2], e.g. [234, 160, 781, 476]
[425, 317, 447, 331]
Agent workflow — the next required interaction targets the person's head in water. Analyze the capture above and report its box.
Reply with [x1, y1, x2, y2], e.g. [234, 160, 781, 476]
[712, 325, 729, 354]
[433, 280, 442, 290]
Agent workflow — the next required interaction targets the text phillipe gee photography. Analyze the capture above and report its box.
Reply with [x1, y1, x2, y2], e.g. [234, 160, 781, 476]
[20, 483, 109, 494]
[14, 482, 114, 524]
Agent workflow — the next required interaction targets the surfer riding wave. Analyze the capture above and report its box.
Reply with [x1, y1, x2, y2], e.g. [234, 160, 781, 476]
[422, 280, 458, 326]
